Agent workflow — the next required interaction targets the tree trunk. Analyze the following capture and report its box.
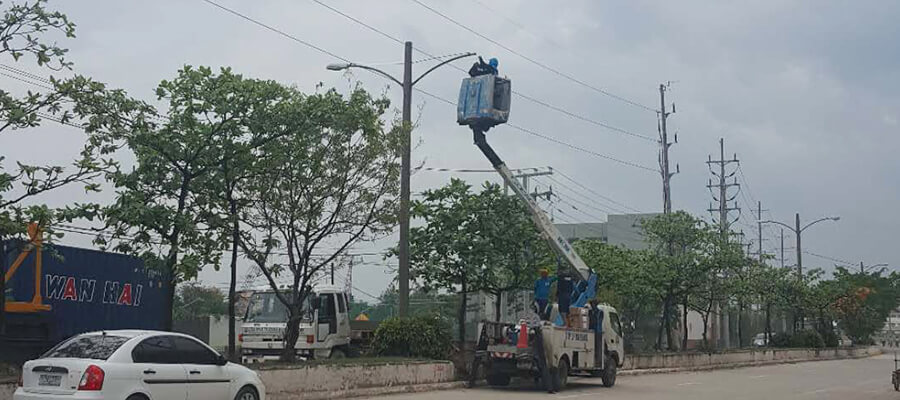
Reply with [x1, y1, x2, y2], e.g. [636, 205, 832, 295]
[737, 302, 744, 348]
[682, 295, 689, 351]
[701, 311, 709, 350]
[458, 283, 468, 344]
[664, 294, 674, 351]
[765, 302, 772, 346]
[656, 306, 665, 350]
[281, 307, 301, 362]
[164, 276, 177, 332]
[494, 291, 502, 322]
[227, 194, 239, 361]
[0, 240, 6, 335]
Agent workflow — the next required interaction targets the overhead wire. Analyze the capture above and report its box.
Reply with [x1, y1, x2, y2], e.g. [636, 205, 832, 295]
[306, 0, 657, 142]
[199, 0, 659, 173]
[408, 0, 658, 113]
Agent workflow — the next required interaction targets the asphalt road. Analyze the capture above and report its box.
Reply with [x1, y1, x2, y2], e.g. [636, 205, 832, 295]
[370, 354, 898, 400]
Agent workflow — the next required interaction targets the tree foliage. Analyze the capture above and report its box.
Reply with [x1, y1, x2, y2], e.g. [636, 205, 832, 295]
[173, 284, 227, 322]
[238, 86, 401, 360]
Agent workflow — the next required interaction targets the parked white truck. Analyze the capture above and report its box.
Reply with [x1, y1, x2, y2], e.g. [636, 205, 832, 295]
[459, 73, 625, 392]
[240, 285, 377, 362]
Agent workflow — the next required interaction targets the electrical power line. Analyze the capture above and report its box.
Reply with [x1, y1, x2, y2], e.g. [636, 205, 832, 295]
[307, 0, 656, 142]
[803, 250, 857, 268]
[201, 0, 658, 173]
[409, 0, 657, 113]
[536, 174, 627, 215]
[552, 168, 643, 213]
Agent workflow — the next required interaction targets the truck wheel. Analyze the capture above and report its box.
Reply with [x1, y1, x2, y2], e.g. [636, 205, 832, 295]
[330, 347, 347, 359]
[486, 373, 511, 386]
[601, 355, 617, 388]
[552, 358, 568, 391]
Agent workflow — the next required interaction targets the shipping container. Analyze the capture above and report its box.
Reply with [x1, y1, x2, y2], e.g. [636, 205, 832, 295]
[2, 241, 170, 350]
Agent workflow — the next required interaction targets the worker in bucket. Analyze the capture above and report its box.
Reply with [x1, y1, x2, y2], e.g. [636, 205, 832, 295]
[533, 269, 556, 319]
[468, 56, 498, 77]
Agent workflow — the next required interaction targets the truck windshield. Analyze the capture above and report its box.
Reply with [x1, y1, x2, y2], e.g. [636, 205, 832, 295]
[244, 292, 313, 323]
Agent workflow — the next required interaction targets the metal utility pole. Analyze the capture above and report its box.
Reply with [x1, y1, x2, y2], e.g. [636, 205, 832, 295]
[706, 138, 740, 237]
[398, 41, 413, 318]
[658, 83, 677, 214]
[795, 213, 801, 279]
[761, 213, 839, 279]
[780, 228, 785, 268]
[757, 201, 766, 263]
[327, 44, 474, 317]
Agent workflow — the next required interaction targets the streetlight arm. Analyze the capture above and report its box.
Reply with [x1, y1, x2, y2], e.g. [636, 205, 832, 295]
[412, 52, 476, 86]
[347, 63, 402, 86]
[800, 217, 839, 233]
[761, 220, 796, 233]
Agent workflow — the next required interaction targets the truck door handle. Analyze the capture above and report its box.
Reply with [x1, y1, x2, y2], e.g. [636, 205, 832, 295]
[143, 369, 156, 375]
[189, 370, 201, 375]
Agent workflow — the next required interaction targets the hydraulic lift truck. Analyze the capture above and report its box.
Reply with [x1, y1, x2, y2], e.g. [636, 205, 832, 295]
[457, 68, 625, 392]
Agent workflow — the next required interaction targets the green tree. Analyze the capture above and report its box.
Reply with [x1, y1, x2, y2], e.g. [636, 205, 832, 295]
[575, 240, 660, 344]
[173, 284, 227, 322]
[689, 232, 743, 349]
[641, 211, 709, 351]
[239, 86, 401, 361]
[0, 0, 139, 332]
[831, 267, 900, 344]
[86, 66, 283, 331]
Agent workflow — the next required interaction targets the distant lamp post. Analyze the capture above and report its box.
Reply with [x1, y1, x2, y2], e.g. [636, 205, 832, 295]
[327, 45, 475, 317]
[760, 214, 839, 279]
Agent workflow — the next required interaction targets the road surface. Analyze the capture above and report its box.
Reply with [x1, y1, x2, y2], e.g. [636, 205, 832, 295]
[370, 354, 896, 400]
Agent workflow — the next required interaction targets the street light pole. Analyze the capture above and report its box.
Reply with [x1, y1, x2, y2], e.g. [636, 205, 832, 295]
[795, 213, 802, 279]
[398, 41, 413, 318]
[760, 213, 840, 279]
[327, 44, 475, 317]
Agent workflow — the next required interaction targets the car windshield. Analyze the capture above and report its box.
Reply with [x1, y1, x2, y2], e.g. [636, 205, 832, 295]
[245, 292, 313, 323]
[42, 334, 129, 360]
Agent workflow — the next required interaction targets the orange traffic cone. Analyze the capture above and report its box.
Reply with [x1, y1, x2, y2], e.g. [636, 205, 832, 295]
[516, 323, 529, 348]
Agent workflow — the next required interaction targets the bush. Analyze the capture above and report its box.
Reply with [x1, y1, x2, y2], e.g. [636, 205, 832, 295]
[789, 330, 825, 348]
[372, 314, 452, 359]
[820, 330, 839, 347]
[770, 333, 793, 348]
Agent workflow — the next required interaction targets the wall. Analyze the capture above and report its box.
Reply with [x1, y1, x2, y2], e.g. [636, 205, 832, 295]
[623, 346, 880, 371]
[258, 361, 457, 400]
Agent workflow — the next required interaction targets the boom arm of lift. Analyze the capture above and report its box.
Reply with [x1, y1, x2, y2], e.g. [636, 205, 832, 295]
[472, 129, 596, 306]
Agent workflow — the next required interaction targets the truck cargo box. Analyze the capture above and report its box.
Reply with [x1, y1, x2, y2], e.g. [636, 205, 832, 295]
[3, 241, 170, 344]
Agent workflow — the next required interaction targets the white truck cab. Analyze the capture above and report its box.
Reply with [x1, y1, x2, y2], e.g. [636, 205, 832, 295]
[241, 285, 354, 362]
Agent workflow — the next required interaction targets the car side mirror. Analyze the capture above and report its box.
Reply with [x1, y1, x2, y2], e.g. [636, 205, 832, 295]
[215, 354, 228, 366]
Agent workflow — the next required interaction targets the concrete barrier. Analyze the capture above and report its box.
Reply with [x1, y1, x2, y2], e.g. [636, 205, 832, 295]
[258, 360, 457, 400]
[622, 346, 881, 372]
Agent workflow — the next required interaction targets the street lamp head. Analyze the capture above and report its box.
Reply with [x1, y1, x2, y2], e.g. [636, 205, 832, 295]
[830, 216, 841, 221]
[326, 63, 351, 71]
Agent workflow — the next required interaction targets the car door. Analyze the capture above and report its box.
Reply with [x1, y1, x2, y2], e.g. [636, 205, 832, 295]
[131, 335, 188, 400]
[171, 336, 230, 400]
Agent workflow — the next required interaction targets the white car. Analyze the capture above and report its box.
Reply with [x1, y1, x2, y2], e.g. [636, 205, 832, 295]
[14, 330, 265, 400]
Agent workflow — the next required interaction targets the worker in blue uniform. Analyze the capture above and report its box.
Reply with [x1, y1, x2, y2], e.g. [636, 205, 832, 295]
[534, 269, 556, 319]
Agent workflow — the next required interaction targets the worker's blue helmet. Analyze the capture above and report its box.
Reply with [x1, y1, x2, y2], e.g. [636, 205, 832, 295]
[488, 58, 498, 68]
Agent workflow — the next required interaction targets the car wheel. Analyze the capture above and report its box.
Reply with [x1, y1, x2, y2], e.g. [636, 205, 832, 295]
[235, 385, 259, 400]
[601, 355, 617, 388]
[126, 395, 149, 400]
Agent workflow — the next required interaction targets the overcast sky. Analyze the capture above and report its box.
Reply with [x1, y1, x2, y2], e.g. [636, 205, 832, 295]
[2, 0, 898, 301]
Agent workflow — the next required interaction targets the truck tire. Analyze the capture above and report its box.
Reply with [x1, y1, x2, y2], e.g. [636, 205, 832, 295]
[486, 373, 511, 386]
[330, 347, 347, 359]
[601, 355, 617, 387]
[551, 358, 568, 392]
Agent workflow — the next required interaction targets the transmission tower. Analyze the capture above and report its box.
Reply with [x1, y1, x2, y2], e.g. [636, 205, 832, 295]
[706, 138, 741, 238]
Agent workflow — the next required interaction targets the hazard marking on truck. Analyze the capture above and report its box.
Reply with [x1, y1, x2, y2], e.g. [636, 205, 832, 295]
[45, 274, 143, 307]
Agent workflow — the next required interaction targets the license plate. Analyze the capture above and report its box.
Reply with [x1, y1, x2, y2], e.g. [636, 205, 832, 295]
[38, 374, 61, 387]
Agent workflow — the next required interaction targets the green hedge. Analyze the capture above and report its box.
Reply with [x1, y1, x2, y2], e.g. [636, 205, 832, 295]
[371, 314, 451, 359]
[771, 330, 826, 348]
